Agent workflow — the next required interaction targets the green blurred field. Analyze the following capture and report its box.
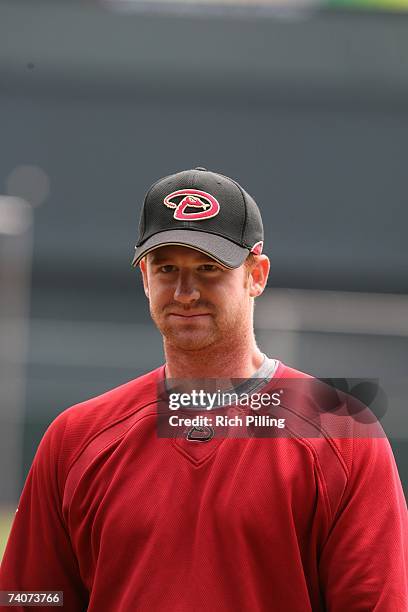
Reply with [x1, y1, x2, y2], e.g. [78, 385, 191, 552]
[0, 508, 14, 560]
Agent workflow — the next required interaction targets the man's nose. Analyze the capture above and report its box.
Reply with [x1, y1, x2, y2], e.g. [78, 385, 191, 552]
[174, 271, 200, 304]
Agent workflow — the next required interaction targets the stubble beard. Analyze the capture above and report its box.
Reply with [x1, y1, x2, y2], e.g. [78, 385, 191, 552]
[150, 304, 249, 352]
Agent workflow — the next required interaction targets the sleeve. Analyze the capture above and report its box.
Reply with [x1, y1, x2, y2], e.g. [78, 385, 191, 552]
[0, 414, 89, 611]
[319, 435, 408, 611]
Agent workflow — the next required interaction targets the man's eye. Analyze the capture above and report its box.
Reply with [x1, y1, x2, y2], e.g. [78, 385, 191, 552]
[159, 265, 176, 273]
[199, 264, 219, 272]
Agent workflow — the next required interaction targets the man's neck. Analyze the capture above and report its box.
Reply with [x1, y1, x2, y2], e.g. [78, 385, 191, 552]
[164, 340, 265, 380]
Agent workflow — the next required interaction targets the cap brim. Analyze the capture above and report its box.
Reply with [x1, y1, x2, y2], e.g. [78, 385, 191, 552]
[131, 230, 249, 269]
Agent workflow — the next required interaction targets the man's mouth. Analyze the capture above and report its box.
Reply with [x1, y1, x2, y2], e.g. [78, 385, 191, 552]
[168, 312, 211, 318]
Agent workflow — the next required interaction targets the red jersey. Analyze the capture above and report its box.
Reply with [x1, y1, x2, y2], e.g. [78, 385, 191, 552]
[1, 361, 407, 611]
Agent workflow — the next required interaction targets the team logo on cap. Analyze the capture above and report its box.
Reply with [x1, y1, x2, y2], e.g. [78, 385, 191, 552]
[164, 189, 220, 221]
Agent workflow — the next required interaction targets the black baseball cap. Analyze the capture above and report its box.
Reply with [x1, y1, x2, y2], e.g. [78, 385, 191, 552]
[131, 167, 264, 269]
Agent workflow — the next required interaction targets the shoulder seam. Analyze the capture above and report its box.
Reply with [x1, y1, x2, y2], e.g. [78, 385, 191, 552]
[64, 398, 160, 477]
[281, 403, 350, 479]
[61, 403, 160, 515]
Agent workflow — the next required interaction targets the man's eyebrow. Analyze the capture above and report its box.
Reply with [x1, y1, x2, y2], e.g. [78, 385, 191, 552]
[149, 254, 168, 264]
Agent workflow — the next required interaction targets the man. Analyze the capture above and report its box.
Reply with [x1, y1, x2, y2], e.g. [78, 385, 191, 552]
[1, 167, 407, 611]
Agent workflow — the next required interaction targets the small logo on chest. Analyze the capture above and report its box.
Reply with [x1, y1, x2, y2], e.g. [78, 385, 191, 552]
[186, 426, 215, 442]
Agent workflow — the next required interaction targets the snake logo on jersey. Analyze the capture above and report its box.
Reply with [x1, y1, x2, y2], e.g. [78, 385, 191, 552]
[186, 426, 215, 442]
[164, 189, 220, 221]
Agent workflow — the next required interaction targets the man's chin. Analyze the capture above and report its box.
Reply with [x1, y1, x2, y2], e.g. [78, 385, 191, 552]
[163, 329, 218, 351]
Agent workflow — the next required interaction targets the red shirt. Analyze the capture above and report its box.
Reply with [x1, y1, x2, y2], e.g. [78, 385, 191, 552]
[1, 361, 407, 611]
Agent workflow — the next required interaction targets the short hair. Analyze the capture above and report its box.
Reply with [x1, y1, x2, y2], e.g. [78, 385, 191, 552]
[244, 253, 257, 269]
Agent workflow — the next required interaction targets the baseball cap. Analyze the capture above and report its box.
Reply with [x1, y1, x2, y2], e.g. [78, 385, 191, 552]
[131, 167, 264, 269]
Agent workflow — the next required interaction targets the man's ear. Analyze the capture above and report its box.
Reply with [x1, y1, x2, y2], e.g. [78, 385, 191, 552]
[248, 255, 270, 298]
[139, 258, 149, 299]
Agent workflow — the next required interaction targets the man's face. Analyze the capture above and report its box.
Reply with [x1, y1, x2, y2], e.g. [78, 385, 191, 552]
[139, 245, 260, 351]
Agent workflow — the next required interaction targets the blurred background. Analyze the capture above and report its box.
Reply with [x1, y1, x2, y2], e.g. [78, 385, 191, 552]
[1, 0, 407, 556]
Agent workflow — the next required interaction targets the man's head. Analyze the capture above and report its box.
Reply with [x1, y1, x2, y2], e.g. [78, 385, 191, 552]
[132, 168, 269, 351]
[139, 246, 269, 351]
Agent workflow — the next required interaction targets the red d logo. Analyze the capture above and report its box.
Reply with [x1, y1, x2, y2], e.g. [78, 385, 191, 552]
[164, 189, 220, 221]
